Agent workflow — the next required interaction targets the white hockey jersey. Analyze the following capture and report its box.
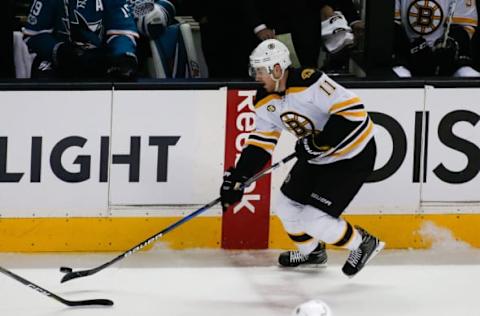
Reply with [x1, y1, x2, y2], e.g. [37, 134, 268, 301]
[246, 68, 374, 165]
[395, 0, 478, 46]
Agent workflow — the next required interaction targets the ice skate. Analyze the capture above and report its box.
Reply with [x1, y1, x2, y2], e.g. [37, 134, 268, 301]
[342, 226, 385, 277]
[278, 242, 328, 268]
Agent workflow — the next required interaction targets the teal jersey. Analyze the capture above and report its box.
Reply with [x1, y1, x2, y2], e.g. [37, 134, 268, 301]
[23, 0, 139, 60]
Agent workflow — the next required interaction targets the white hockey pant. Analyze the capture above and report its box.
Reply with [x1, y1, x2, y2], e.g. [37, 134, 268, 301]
[275, 192, 361, 254]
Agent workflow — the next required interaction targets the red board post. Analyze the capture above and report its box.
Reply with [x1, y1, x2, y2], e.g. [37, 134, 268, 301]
[221, 89, 272, 249]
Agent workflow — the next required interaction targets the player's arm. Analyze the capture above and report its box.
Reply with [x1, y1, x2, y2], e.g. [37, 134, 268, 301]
[394, 0, 401, 23]
[446, 0, 477, 49]
[220, 133, 279, 210]
[220, 106, 281, 210]
[296, 79, 371, 160]
[295, 112, 365, 161]
[234, 91, 283, 177]
[103, 0, 139, 57]
[235, 127, 281, 179]
[103, 0, 140, 79]
[306, 111, 364, 154]
[433, 1, 478, 74]
[452, 0, 477, 38]
[22, 0, 60, 61]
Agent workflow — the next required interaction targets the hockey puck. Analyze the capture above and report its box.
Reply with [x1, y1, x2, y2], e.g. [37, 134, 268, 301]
[60, 267, 73, 273]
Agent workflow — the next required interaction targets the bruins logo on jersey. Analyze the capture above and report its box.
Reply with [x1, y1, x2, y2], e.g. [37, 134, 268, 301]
[407, 0, 444, 35]
[280, 112, 316, 137]
[301, 68, 316, 80]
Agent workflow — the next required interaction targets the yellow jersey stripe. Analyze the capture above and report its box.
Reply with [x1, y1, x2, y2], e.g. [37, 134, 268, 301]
[452, 17, 477, 26]
[245, 140, 276, 152]
[255, 94, 281, 109]
[254, 130, 281, 139]
[336, 110, 367, 118]
[329, 97, 362, 113]
[334, 119, 374, 156]
[286, 87, 308, 94]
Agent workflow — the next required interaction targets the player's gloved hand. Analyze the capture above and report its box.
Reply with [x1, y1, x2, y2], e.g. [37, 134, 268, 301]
[53, 42, 80, 70]
[409, 37, 432, 56]
[295, 132, 328, 161]
[53, 42, 107, 76]
[106, 53, 138, 81]
[433, 36, 459, 75]
[220, 167, 249, 212]
[408, 37, 435, 75]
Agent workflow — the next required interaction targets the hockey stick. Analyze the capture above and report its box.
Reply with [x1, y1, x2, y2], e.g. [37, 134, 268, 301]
[60, 153, 297, 283]
[0, 266, 113, 307]
[441, 0, 457, 48]
[435, 0, 457, 74]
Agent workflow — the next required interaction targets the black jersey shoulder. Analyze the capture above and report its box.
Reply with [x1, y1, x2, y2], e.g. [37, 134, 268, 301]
[254, 88, 281, 109]
[255, 88, 269, 104]
[286, 67, 324, 88]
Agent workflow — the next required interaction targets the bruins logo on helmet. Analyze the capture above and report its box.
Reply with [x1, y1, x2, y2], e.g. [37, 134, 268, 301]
[407, 0, 444, 35]
[301, 68, 316, 80]
[280, 112, 316, 137]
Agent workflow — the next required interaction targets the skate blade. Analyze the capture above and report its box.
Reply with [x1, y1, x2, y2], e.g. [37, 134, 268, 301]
[278, 262, 328, 270]
[347, 241, 385, 279]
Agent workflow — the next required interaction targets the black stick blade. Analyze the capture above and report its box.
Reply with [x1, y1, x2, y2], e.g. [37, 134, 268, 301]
[59, 266, 73, 274]
[60, 269, 95, 283]
[64, 298, 114, 307]
[0, 266, 113, 308]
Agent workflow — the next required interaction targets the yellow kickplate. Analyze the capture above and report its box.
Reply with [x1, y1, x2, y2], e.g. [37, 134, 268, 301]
[269, 214, 480, 249]
[0, 217, 221, 252]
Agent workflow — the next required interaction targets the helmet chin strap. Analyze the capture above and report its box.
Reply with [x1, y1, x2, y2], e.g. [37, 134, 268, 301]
[270, 69, 285, 92]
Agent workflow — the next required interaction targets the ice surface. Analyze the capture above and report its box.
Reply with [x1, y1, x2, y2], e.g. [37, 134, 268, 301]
[1, 246, 480, 316]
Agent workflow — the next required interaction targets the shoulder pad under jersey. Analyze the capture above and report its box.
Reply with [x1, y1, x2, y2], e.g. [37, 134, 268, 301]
[287, 67, 324, 88]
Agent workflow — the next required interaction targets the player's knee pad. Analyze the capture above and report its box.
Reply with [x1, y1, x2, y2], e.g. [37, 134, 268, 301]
[275, 192, 320, 254]
[300, 205, 348, 244]
[274, 192, 305, 233]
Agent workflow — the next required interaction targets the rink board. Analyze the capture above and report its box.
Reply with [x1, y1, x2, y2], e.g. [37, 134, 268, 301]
[1, 214, 480, 251]
[0, 85, 478, 251]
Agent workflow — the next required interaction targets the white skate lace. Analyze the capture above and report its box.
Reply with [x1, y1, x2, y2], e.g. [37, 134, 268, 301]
[346, 248, 363, 267]
[290, 251, 308, 263]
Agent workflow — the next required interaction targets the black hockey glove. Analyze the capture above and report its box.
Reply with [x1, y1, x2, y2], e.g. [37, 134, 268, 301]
[220, 167, 249, 212]
[295, 133, 329, 161]
[106, 53, 138, 81]
[433, 36, 459, 75]
[53, 42, 83, 72]
[408, 37, 435, 76]
[53, 42, 108, 77]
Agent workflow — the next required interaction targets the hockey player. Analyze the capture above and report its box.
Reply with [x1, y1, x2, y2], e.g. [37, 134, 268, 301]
[393, 0, 479, 77]
[23, 0, 139, 79]
[220, 39, 385, 277]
